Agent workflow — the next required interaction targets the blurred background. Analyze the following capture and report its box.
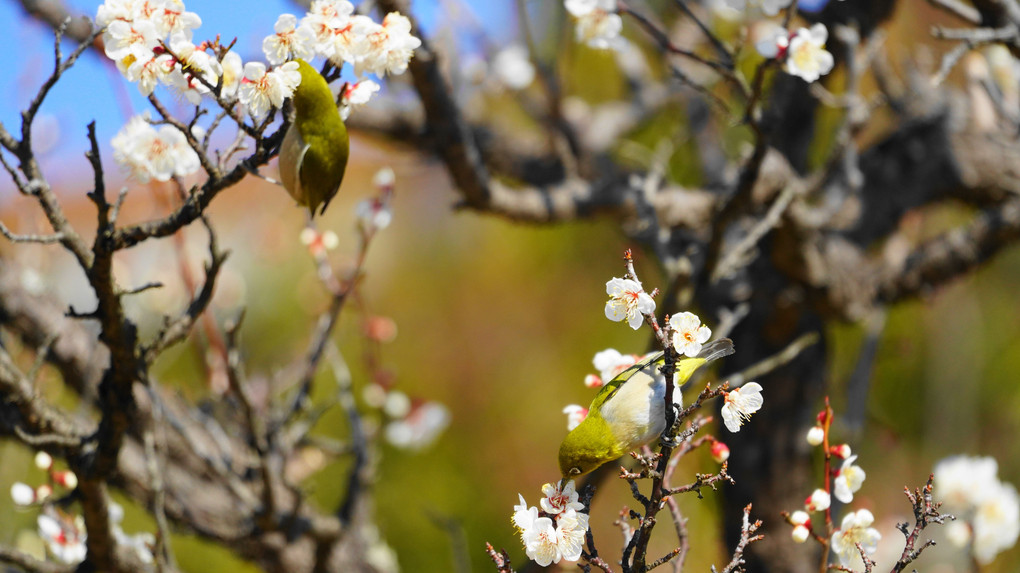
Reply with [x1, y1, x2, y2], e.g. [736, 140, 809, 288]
[0, 0, 1018, 571]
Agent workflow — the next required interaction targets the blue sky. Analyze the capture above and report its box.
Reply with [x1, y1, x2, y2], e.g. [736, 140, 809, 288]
[0, 0, 514, 192]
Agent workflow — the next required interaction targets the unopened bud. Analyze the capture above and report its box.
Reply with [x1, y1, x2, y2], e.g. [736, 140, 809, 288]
[35, 484, 53, 502]
[830, 444, 852, 459]
[710, 441, 730, 463]
[792, 524, 810, 543]
[34, 451, 53, 470]
[584, 374, 604, 389]
[54, 471, 78, 490]
[806, 426, 824, 446]
[10, 482, 35, 506]
[805, 489, 830, 511]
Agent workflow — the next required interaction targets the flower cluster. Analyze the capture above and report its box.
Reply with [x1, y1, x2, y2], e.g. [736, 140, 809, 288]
[564, 0, 622, 50]
[756, 23, 835, 83]
[934, 455, 1020, 564]
[513, 481, 590, 566]
[583, 348, 640, 389]
[362, 382, 450, 452]
[10, 452, 77, 507]
[111, 113, 200, 182]
[304, 2, 421, 77]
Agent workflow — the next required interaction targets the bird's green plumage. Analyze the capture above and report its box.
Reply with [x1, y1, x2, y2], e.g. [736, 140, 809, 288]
[279, 59, 349, 215]
[558, 339, 734, 478]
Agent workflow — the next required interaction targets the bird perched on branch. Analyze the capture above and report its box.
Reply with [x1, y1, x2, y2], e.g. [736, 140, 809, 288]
[279, 59, 349, 216]
[558, 339, 734, 478]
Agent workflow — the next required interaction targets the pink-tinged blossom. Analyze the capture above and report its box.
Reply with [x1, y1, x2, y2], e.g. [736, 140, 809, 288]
[830, 443, 852, 459]
[711, 441, 730, 463]
[541, 480, 585, 515]
[831, 509, 881, 566]
[38, 509, 87, 564]
[302, 0, 356, 58]
[563, 404, 588, 430]
[340, 80, 381, 120]
[299, 228, 339, 257]
[668, 312, 712, 358]
[805, 489, 830, 512]
[604, 277, 655, 330]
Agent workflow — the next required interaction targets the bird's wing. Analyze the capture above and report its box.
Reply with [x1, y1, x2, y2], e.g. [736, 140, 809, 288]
[279, 124, 310, 206]
[588, 352, 664, 412]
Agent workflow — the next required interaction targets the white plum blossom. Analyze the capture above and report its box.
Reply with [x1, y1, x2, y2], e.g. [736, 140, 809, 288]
[340, 79, 381, 120]
[523, 516, 561, 566]
[300, 228, 340, 257]
[108, 502, 155, 565]
[384, 401, 449, 450]
[833, 455, 866, 503]
[830, 509, 881, 566]
[103, 18, 159, 64]
[302, 0, 356, 58]
[554, 509, 589, 562]
[354, 12, 422, 77]
[149, 2, 201, 40]
[219, 51, 243, 100]
[720, 382, 763, 432]
[784, 24, 834, 83]
[541, 480, 585, 515]
[563, 404, 588, 430]
[166, 34, 223, 104]
[238, 61, 302, 121]
[592, 348, 639, 383]
[111, 114, 200, 183]
[668, 312, 711, 358]
[604, 277, 655, 330]
[355, 196, 393, 235]
[492, 45, 535, 90]
[263, 14, 316, 66]
[564, 0, 622, 50]
[934, 455, 1020, 564]
[125, 51, 175, 96]
[38, 509, 87, 564]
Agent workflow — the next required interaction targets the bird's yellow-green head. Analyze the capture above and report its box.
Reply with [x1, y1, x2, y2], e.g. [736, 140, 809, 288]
[558, 414, 620, 479]
[278, 59, 349, 216]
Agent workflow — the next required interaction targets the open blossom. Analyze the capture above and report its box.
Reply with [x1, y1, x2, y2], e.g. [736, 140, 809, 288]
[721, 0, 792, 16]
[833, 454, 866, 503]
[103, 18, 159, 64]
[492, 45, 535, 90]
[38, 509, 86, 564]
[564, 0, 622, 50]
[513, 489, 590, 566]
[720, 382, 763, 432]
[238, 61, 301, 120]
[147, 1, 202, 39]
[604, 277, 655, 330]
[591, 348, 640, 384]
[112, 114, 200, 183]
[125, 51, 176, 96]
[541, 480, 585, 515]
[668, 312, 711, 358]
[263, 14, 316, 65]
[167, 33, 223, 104]
[340, 80, 381, 120]
[784, 24, 834, 83]
[563, 404, 588, 430]
[934, 455, 1020, 563]
[830, 509, 881, 566]
[219, 51, 243, 100]
[302, 0, 356, 58]
[354, 12, 422, 77]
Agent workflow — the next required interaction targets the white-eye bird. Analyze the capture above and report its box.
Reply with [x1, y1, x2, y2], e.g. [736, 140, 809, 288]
[558, 339, 734, 478]
[278, 59, 349, 216]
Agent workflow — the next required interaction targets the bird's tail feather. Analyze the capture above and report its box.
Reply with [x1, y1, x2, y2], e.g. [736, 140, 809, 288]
[697, 338, 735, 364]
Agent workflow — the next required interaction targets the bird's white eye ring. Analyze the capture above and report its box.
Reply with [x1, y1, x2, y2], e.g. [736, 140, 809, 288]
[570, 467, 581, 476]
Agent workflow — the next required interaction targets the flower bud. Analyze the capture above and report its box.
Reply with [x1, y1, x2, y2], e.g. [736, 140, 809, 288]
[10, 482, 35, 506]
[34, 451, 53, 471]
[830, 443, 852, 459]
[584, 374, 604, 388]
[710, 441, 730, 463]
[805, 488, 830, 511]
[35, 484, 53, 502]
[54, 470, 78, 490]
[806, 425, 824, 446]
[792, 524, 810, 543]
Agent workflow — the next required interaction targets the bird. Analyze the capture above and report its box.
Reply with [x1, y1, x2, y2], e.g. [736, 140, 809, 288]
[558, 339, 734, 478]
[278, 59, 349, 216]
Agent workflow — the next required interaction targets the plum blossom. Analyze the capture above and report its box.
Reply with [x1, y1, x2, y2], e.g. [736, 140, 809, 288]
[300, 228, 339, 257]
[563, 404, 588, 430]
[541, 481, 585, 515]
[103, 18, 159, 64]
[384, 401, 449, 450]
[340, 80, 381, 119]
[564, 0, 622, 50]
[492, 45, 535, 90]
[711, 441, 730, 463]
[302, 0, 356, 59]
[354, 12, 422, 77]
[934, 455, 1020, 564]
[720, 382, 763, 432]
[166, 33, 223, 104]
[720, 0, 792, 16]
[784, 24, 834, 83]
[833, 454, 866, 503]
[263, 14, 316, 65]
[112, 114, 200, 183]
[37, 509, 87, 564]
[604, 277, 655, 330]
[238, 61, 302, 121]
[11, 482, 35, 506]
[668, 312, 712, 358]
[805, 488, 830, 512]
[972, 481, 1020, 564]
[830, 509, 881, 566]
[588, 348, 640, 386]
